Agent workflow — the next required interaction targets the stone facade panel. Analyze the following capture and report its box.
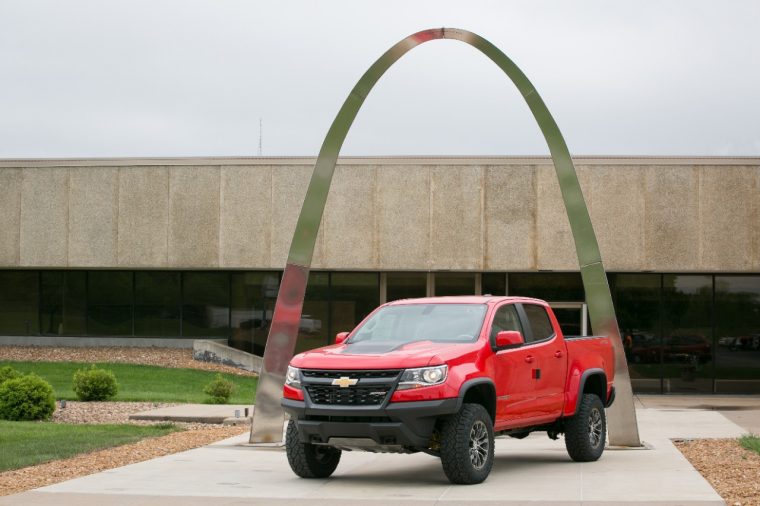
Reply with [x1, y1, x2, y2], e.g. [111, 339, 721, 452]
[168, 166, 221, 267]
[118, 167, 169, 267]
[0, 169, 22, 265]
[68, 167, 118, 266]
[483, 165, 536, 270]
[376, 166, 430, 270]
[19, 168, 68, 267]
[220, 165, 272, 268]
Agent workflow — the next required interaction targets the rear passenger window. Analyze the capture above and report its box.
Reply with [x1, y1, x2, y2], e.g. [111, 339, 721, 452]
[523, 304, 554, 342]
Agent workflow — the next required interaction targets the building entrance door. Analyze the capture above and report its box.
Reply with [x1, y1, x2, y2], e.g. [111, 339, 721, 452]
[548, 302, 588, 337]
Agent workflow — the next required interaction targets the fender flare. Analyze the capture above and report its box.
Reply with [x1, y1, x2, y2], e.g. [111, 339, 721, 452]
[568, 368, 608, 416]
[455, 377, 497, 419]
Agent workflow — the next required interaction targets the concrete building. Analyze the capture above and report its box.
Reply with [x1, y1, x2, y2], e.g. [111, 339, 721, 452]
[1, 156, 759, 394]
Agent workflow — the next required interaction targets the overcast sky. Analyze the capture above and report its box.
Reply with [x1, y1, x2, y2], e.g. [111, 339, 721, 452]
[1, 0, 758, 158]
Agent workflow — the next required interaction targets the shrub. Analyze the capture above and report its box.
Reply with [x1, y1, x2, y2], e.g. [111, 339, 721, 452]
[72, 366, 118, 401]
[203, 374, 235, 404]
[0, 366, 22, 385]
[0, 373, 56, 421]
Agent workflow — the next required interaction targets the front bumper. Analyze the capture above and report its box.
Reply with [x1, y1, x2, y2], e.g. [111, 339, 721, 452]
[282, 397, 460, 448]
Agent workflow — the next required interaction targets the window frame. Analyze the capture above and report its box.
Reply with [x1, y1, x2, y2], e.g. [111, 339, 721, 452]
[517, 303, 557, 345]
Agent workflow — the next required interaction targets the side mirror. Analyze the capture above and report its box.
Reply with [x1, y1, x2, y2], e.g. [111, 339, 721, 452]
[496, 330, 524, 348]
[335, 332, 350, 344]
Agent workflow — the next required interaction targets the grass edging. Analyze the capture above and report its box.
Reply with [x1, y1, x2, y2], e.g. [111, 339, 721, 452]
[739, 433, 760, 455]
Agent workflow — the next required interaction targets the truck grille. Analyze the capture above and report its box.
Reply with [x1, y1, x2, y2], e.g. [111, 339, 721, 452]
[302, 369, 401, 379]
[305, 385, 392, 405]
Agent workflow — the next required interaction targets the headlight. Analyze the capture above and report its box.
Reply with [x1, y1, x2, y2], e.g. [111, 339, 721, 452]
[398, 365, 448, 390]
[285, 366, 302, 389]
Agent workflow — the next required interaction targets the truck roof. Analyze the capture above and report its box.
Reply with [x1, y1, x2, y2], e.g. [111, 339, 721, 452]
[385, 295, 548, 306]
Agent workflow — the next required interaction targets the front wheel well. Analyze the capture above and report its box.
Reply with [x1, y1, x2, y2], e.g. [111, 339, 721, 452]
[461, 382, 496, 423]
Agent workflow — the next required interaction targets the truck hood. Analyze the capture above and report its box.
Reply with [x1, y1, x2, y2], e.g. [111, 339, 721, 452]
[290, 339, 478, 370]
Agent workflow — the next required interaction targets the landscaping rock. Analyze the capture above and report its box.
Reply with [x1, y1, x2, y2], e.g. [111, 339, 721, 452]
[0, 346, 256, 377]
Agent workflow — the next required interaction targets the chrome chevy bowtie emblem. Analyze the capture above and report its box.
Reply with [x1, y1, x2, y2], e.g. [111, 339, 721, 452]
[331, 376, 358, 388]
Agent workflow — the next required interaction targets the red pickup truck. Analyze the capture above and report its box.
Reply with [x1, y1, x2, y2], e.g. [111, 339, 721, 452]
[282, 296, 615, 484]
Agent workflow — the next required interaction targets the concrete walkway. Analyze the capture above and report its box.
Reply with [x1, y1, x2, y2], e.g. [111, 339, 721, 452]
[636, 394, 760, 434]
[1, 403, 749, 505]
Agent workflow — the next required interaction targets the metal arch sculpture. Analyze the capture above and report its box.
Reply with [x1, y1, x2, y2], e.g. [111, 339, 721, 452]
[250, 27, 641, 447]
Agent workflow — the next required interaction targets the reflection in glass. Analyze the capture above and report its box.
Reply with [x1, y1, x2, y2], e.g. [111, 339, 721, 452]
[523, 304, 554, 342]
[330, 272, 379, 338]
[386, 272, 427, 302]
[40, 271, 86, 335]
[134, 272, 180, 337]
[297, 272, 329, 353]
[0, 271, 39, 335]
[508, 273, 584, 301]
[182, 272, 230, 338]
[612, 274, 661, 393]
[88, 271, 133, 336]
[662, 275, 713, 393]
[715, 276, 760, 393]
[231, 271, 280, 355]
[435, 273, 476, 296]
[482, 273, 506, 296]
[551, 308, 585, 337]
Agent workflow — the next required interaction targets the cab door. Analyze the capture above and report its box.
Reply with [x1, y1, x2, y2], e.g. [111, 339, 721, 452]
[489, 303, 540, 429]
[519, 303, 568, 420]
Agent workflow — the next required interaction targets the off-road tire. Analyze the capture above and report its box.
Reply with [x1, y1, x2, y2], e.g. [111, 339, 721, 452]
[564, 393, 606, 462]
[439, 403, 494, 485]
[285, 420, 341, 478]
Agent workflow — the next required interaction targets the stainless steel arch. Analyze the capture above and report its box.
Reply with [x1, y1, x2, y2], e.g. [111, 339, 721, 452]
[250, 27, 641, 447]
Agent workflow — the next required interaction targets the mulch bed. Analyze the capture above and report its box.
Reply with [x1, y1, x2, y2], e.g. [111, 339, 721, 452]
[676, 438, 760, 506]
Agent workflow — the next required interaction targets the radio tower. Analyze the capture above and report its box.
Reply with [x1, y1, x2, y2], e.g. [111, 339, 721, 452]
[258, 118, 263, 156]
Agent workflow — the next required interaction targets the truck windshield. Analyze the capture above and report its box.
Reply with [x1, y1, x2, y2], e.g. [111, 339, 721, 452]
[349, 304, 487, 344]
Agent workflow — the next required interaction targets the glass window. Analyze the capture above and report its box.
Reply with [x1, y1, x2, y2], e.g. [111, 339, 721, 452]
[523, 304, 554, 342]
[490, 304, 523, 340]
[40, 271, 86, 336]
[134, 272, 180, 337]
[351, 304, 487, 344]
[182, 272, 230, 338]
[386, 272, 427, 302]
[509, 273, 584, 301]
[715, 276, 760, 394]
[230, 271, 280, 355]
[482, 273, 506, 296]
[330, 272, 379, 338]
[0, 271, 39, 335]
[611, 274, 662, 394]
[435, 273, 476, 296]
[662, 275, 713, 394]
[297, 272, 329, 353]
[88, 271, 133, 336]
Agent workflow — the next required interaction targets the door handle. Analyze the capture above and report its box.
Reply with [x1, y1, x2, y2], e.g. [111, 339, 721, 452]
[524, 355, 534, 363]
[554, 351, 563, 358]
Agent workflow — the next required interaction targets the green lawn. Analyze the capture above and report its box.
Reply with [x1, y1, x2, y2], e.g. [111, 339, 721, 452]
[0, 420, 179, 471]
[0, 361, 257, 404]
[739, 434, 760, 455]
